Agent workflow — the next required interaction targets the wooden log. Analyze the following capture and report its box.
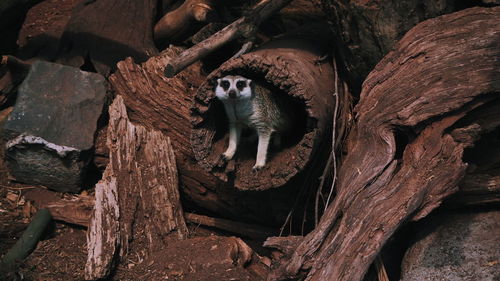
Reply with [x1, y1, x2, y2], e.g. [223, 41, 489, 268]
[44, 194, 277, 240]
[271, 7, 500, 281]
[154, 0, 218, 46]
[191, 37, 348, 191]
[56, 0, 158, 76]
[108, 46, 302, 225]
[163, 0, 294, 77]
[85, 95, 188, 280]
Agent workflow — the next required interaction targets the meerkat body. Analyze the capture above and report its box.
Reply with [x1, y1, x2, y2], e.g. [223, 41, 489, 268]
[215, 75, 291, 171]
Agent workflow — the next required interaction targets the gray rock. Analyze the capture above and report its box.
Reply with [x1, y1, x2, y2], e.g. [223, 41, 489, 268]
[401, 210, 500, 281]
[3, 61, 107, 193]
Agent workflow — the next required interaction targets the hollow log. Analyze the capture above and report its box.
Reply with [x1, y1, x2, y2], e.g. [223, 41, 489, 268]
[85, 95, 188, 280]
[56, 0, 158, 76]
[108, 46, 326, 225]
[271, 7, 500, 281]
[191, 38, 343, 191]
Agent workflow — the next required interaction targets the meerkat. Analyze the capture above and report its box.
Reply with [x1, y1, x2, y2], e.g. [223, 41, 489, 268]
[215, 75, 291, 171]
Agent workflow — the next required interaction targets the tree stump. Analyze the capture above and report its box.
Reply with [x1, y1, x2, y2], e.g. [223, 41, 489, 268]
[191, 38, 341, 191]
[85, 95, 188, 280]
[272, 6, 500, 281]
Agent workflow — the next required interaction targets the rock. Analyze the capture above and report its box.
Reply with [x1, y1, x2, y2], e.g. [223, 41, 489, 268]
[3, 61, 107, 193]
[401, 210, 500, 281]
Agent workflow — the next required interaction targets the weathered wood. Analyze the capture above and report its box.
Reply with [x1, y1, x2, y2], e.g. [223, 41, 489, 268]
[185, 213, 276, 239]
[154, 0, 218, 45]
[163, 0, 293, 77]
[57, 0, 158, 76]
[85, 95, 188, 280]
[320, 0, 468, 93]
[191, 38, 348, 191]
[46, 195, 94, 227]
[271, 7, 500, 281]
[44, 196, 276, 239]
[108, 46, 300, 225]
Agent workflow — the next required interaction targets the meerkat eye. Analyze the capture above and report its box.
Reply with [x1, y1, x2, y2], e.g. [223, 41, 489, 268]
[220, 80, 230, 91]
[236, 80, 246, 90]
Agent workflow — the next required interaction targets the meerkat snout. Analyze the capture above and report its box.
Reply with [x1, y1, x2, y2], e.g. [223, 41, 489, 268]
[215, 75, 291, 172]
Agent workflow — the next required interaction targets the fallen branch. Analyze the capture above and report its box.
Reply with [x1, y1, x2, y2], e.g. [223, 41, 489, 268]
[186, 213, 276, 239]
[0, 209, 52, 269]
[45, 197, 276, 239]
[163, 0, 293, 77]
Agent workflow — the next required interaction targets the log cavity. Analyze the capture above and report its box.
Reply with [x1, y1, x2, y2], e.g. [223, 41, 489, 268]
[191, 39, 335, 191]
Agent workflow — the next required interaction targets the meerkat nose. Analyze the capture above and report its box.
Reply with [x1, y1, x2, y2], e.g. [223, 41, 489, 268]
[228, 90, 237, 98]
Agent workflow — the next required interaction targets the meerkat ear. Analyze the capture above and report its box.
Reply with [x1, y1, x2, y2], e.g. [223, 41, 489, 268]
[248, 79, 253, 88]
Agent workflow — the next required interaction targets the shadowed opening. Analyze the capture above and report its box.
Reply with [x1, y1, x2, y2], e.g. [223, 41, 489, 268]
[210, 74, 309, 172]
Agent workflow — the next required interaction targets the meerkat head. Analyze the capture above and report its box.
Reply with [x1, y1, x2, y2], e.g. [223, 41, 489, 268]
[215, 75, 253, 100]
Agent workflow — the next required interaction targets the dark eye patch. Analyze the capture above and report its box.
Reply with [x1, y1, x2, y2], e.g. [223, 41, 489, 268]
[220, 80, 230, 91]
[236, 80, 246, 90]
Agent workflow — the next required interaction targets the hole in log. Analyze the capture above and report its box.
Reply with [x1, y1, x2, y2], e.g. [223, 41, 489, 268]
[191, 38, 339, 191]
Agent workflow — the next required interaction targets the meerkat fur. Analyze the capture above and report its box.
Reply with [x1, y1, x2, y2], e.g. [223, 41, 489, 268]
[215, 75, 291, 171]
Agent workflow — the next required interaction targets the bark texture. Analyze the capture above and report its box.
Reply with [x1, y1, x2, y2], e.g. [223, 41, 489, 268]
[192, 38, 342, 191]
[272, 7, 500, 281]
[108, 47, 310, 225]
[57, 0, 158, 76]
[320, 0, 479, 93]
[85, 95, 187, 280]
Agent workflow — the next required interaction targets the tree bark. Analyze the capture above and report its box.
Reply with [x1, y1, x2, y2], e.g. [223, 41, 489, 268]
[320, 0, 474, 93]
[272, 7, 500, 281]
[56, 0, 158, 76]
[85, 95, 188, 280]
[154, 0, 218, 46]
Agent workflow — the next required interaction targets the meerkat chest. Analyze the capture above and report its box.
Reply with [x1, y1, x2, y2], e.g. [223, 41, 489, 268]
[223, 99, 254, 126]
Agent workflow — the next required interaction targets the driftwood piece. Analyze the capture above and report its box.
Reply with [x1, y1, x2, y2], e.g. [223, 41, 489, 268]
[154, 0, 218, 45]
[108, 47, 300, 225]
[85, 95, 188, 280]
[191, 38, 347, 191]
[163, 0, 293, 77]
[271, 7, 500, 281]
[56, 0, 158, 76]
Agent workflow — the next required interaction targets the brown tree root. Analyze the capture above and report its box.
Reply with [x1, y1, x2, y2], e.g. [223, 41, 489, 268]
[270, 7, 500, 281]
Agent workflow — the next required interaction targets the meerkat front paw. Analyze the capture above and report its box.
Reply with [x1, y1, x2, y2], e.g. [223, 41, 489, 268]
[222, 151, 233, 161]
[252, 164, 264, 172]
